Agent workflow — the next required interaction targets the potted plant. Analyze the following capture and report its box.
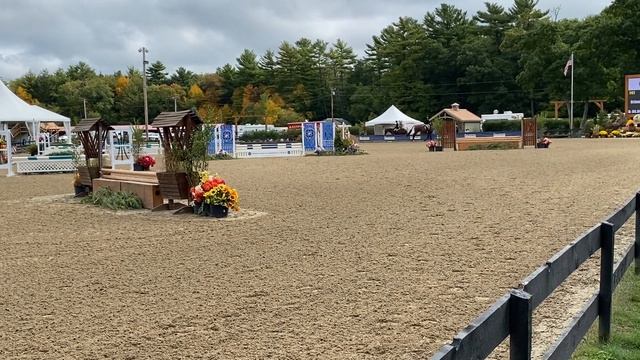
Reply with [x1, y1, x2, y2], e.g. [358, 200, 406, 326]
[190, 171, 240, 218]
[426, 140, 437, 152]
[134, 155, 156, 171]
[131, 125, 144, 165]
[537, 137, 552, 148]
[72, 172, 87, 197]
[431, 117, 446, 150]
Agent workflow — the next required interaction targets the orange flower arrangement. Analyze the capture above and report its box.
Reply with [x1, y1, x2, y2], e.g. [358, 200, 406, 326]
[191, 171, 239, 211]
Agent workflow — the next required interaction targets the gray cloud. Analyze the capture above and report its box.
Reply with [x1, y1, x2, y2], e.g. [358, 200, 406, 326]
[0, 0, 610, 80]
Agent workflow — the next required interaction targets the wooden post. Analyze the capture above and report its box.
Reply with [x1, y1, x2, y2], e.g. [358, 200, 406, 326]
[510, 289, 533, 360]
[599, 221, 615, 343]
[636, 193, 640, 275]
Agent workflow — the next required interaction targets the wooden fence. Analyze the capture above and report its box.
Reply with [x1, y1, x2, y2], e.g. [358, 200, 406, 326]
[431, 192, 640, 359]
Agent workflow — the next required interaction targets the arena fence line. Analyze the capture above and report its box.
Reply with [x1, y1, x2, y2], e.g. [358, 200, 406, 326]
[431, 192, 640, 359]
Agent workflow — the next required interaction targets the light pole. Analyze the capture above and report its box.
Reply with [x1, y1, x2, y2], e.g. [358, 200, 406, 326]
[82, 98, 87, 119]
[138, 46, 149, 141]
[330, 88, 335, 125]
[172, 95, 178, 112]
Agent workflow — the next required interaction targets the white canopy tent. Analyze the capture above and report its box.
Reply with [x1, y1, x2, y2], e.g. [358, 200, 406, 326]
[0, 80, 71, 152]
[365, 105, 424, 135]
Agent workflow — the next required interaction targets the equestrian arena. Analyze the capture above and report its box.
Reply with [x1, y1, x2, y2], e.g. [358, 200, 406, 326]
[2, 139, 639, 359]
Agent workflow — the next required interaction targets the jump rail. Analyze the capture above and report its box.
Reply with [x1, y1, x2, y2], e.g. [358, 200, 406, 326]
[431, 192, 640, 359]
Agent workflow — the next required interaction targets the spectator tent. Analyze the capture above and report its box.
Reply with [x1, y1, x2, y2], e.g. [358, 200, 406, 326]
[0, 80, 71, 148]
[365, 105, 424, 135]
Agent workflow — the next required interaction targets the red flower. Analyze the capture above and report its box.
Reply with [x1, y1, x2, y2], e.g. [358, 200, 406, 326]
[202, 181, 213, 192]
[191, 186, 204, 203]
[136, 155, 156, 168]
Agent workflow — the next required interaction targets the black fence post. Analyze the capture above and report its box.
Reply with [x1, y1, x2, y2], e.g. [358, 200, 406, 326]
[599, 221, 615, 343]
[636, 192, 640, 275]
[510, 289, 532, 360]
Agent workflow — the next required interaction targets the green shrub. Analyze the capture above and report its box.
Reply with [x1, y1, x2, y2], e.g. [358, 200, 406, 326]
[239, 129, 300, 143]
[482, 120, 521, 132]
[467, 142, 519, 151]
[47, 150, 74, 156]
[81, 187, 143, 210]
[27, 143, 38, 156]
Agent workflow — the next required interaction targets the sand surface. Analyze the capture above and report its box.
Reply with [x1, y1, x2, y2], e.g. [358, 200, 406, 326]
[1, 139, 639, 359]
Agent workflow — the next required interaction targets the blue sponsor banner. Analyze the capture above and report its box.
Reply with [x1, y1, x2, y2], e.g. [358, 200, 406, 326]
[303, 122, 317, 151]
[322, 121, 334, 150]
[207, 126, 217, 155]
[220, 125, 234, 153]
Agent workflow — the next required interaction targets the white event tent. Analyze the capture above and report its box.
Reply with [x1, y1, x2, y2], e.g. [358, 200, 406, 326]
[0, 80, 71, 146]
[365, 105, 424, 135]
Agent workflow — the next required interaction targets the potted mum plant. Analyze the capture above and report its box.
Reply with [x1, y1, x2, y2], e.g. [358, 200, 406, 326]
[426, 140, 437, 152]
[134, 155, 156, 171]
[191, 171, 240, 218]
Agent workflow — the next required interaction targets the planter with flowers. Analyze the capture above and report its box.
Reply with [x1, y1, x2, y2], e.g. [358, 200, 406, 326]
[426, 140, 443, 152]
[537, 137, 552, 148]
[191, 171, 239, 218]
[134, 155, 156, 171]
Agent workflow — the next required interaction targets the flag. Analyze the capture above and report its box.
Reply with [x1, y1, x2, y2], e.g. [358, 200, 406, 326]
[563, 54, 573, 77]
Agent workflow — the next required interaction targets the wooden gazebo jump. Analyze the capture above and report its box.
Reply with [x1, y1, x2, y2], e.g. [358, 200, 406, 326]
[152, 110, 203, 157]
[151, 110, 203, 213]
[73, 118, 113, 161]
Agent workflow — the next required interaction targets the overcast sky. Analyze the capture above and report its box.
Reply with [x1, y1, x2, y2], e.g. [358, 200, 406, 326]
[0, 0, 611, 80]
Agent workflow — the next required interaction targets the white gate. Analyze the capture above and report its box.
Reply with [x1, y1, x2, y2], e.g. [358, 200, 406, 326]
[108, 128, 134, 170]
[0, 130, 14, 176]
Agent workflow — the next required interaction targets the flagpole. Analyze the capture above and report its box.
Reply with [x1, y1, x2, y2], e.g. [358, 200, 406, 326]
[570, 52, 574, 137]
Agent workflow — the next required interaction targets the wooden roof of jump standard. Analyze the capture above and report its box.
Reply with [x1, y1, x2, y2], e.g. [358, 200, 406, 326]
[429, 105, 482, 123]
[151, 110, 202, 128]
[73, 117, 114, 132]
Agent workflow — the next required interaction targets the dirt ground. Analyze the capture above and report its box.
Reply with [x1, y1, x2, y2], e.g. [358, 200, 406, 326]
[1, 139, 639, 359]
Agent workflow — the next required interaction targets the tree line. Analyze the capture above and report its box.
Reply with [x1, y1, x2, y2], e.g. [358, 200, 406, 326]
[6, 0, 640, 126]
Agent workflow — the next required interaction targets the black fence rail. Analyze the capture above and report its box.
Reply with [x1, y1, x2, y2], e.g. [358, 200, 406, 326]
[431, 193, 640, 359]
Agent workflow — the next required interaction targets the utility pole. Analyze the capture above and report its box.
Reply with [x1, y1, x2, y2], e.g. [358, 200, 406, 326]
[82, 98, 87, 119]
[138, 46, 149, 141]
[172, 96, 178, 112]
[330, 88, 336, 125]
[570, 52, 574, 138]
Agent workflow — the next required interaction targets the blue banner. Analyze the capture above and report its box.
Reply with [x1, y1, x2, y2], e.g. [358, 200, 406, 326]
[303, 122, 317, 151]
[220, 125, 234, 153]
[322, 121, 334, 150]
[207, 126, 217, 155]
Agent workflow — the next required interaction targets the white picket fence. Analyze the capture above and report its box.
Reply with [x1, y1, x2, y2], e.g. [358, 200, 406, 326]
[16, 158, 76, 174]
[235, 143, 304, 158]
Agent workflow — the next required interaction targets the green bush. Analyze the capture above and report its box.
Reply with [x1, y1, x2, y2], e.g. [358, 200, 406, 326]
[539, 119, 570, 134]
[27, 143, 38, 156]
[47, 150, 74, 156]
[482, 120, 521, 132]
[238, 129, 301, 143]
[81, 187, 143, 210]
[467, 142, 519, 151]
